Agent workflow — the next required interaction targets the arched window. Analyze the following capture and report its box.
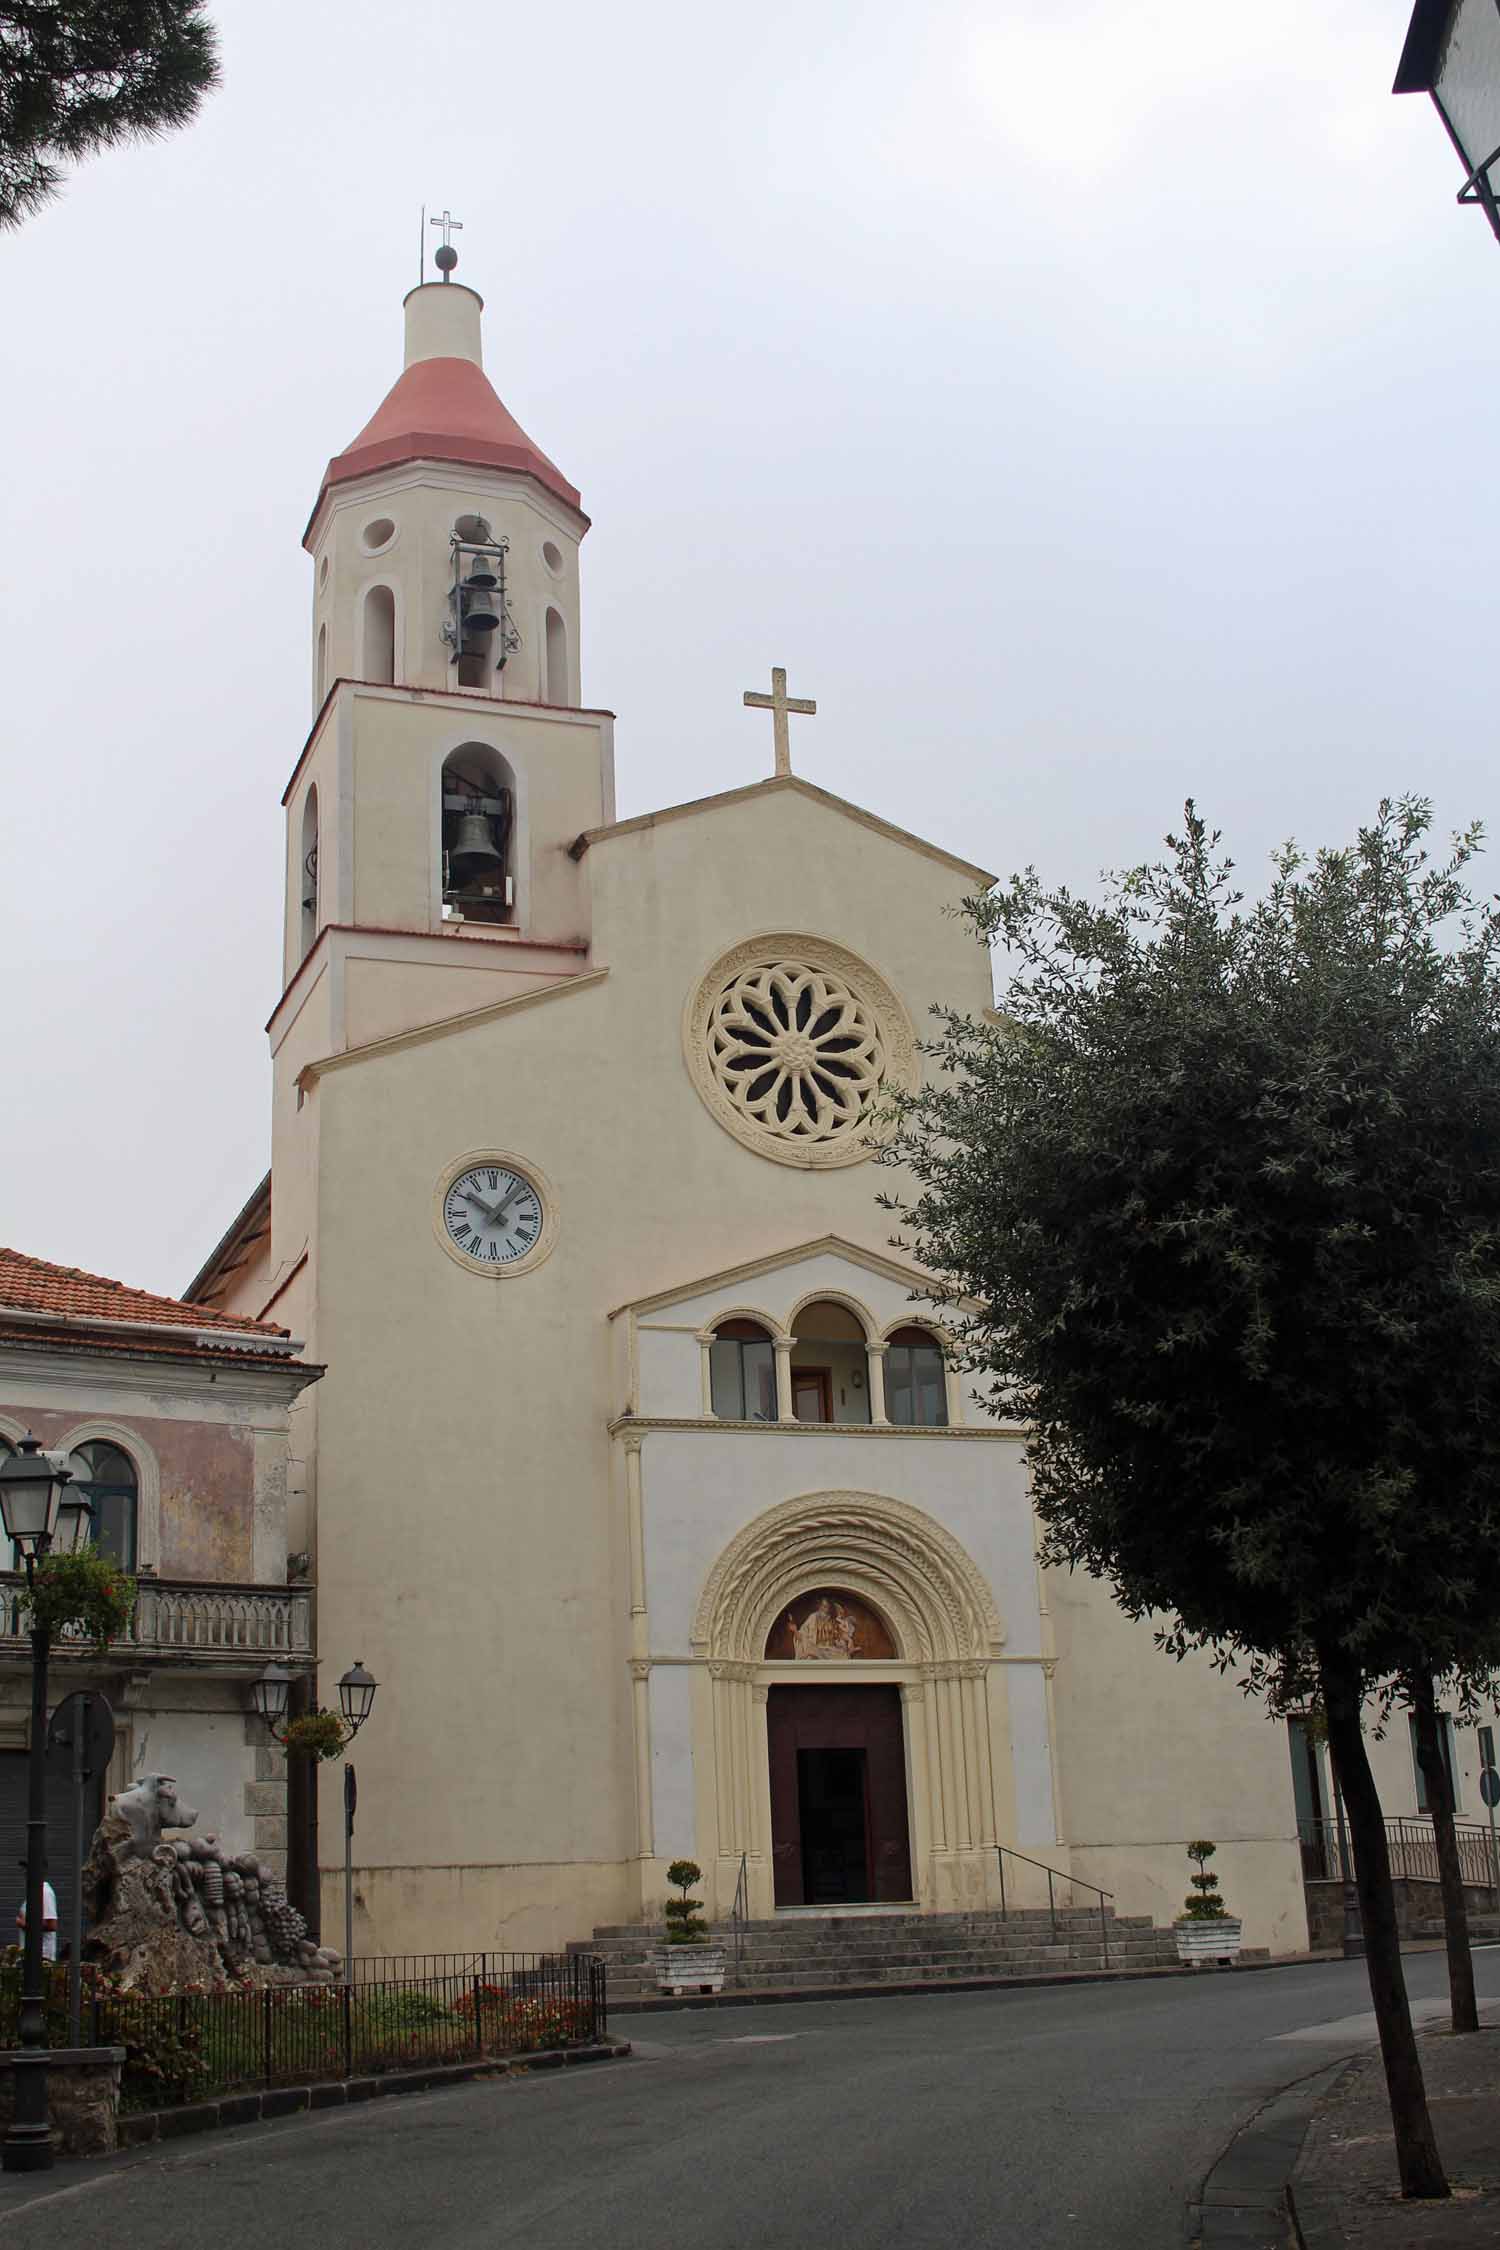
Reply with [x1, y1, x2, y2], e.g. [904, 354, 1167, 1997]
[709, 1319, 775, 1421]
[363, 585, 396, 684]
[544, 607, 568, 705]
[885, 1326, 948, 1428]
[316, 622, 327, 705]
[66, 1442, 138, 1569]
[789, 1300, 870, 1425]
[299, 785, 319, 961]
[441, 743, 515, 925]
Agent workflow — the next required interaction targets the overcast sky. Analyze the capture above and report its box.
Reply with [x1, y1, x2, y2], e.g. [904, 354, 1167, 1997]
[2, 0, 1496, 1300]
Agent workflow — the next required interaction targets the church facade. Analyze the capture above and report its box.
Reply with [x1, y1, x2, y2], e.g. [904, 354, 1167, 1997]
[188, 265, 1336, 1960]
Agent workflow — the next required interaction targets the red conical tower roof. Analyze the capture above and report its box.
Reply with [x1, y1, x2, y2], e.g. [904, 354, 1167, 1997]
[305, 283, 584, 541]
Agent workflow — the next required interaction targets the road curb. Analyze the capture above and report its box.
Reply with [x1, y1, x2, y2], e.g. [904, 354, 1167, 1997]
[114, 2039, 632, 2150]
[1187, 2061, 1347, 2249]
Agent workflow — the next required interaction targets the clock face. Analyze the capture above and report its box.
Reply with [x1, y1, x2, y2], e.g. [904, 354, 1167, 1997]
[441, 1163, 545, 1267]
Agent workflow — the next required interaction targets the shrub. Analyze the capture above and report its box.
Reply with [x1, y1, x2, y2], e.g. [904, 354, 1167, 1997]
[664, 1858, 707, 1945]
[1180, 1839, 1232, 1921]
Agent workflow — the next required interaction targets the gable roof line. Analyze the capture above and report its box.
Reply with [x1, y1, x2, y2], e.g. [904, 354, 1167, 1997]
[298, 966, 610, 1087]
[609, 1232, 969, 1321]
[182, 1173, 272, 1305]
[574, 775, 996, 888]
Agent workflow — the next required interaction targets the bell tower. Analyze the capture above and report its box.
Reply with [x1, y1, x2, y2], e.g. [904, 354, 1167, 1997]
[275, 246, 614, 1051]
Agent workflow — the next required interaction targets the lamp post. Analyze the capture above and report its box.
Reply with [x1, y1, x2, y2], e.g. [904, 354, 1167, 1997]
[0, 1437, 94, 2174]
[252, 1659, 377, 1977]
[1395, 1, 1500, 246]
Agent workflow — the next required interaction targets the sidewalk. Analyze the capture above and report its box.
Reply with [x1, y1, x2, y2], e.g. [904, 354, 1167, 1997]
[1289, 2025, 1500, 2249]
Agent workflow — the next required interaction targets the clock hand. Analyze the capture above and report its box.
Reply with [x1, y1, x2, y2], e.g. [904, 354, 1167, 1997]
[490, 1179, 528, 1225]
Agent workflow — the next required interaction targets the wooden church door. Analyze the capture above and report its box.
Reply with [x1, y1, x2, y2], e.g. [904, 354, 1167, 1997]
[767, 1684, 913, 1906]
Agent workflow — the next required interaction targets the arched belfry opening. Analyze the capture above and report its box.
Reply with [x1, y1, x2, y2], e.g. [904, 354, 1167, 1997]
[544, 607, 568, 705]
[363, 585, 396, 684]
[441, 743, 515, 925]
[299, 786, 319, 961]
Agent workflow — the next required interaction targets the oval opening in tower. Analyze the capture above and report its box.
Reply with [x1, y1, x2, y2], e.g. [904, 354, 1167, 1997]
[361, 517, 396, 554]
[453, 512, 491, 544]
[541, 540, 563, 577]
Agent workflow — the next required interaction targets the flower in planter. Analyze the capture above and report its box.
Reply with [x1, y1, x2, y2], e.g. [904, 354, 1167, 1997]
[19, 1547, 136, 1655]
[279, 1709, 348, 1762]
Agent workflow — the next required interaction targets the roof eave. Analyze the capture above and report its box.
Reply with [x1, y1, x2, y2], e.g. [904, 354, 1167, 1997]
[1394, 0, 1454, 93]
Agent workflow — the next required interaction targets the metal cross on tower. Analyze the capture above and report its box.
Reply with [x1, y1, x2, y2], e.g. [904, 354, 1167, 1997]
[743, 666, 816, 778]
[429, 208, 464, 250]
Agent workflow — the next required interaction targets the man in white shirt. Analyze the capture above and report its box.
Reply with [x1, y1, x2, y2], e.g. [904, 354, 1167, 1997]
[16, 1880, 59, 1961]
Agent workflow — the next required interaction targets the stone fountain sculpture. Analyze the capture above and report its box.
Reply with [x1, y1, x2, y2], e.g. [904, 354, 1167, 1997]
[82, 1775, 344, 1990]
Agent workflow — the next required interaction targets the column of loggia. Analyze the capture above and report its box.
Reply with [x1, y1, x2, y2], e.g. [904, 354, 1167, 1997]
[624, 1434, 654, 1862]
[867, 1342, 888, 1424]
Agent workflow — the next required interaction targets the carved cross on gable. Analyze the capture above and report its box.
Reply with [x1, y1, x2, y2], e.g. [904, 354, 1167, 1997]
[743, 666, 816, 777]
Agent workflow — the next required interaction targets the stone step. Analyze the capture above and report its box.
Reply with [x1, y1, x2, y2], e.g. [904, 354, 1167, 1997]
[593, 1940, 1175, 1972]
[584, 1910, 1155, 1942]
[603, 1955, 1187, 2001]
[587, 1933, 1177, 1965]
[600, 1937, 1181, 1988]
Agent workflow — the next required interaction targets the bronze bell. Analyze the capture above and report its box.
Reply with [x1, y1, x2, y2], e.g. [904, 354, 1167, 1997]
[461, 563, 500, 633]
[448, 813, 502, 880]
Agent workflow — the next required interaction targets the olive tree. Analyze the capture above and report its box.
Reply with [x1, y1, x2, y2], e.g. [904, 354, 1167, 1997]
[883, 801, 1500, 2200]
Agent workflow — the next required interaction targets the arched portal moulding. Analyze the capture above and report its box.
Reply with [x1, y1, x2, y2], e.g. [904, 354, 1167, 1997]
[688, 1492, 1009, 1919]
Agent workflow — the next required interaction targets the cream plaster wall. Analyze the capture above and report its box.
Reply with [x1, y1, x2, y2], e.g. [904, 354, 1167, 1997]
[1047, 1566, 1310, 1953]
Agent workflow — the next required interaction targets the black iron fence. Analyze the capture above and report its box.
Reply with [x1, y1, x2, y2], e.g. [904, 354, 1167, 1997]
[1299, 1816, 1499, 1891]
[0, 1950, 607, 2113]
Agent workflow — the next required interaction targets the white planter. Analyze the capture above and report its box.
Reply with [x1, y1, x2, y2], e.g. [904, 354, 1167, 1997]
[1174, 1918, 1242, 1967]
[653, 1947, 728, 1995]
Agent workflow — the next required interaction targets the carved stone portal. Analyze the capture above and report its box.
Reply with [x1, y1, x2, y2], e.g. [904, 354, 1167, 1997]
[82, 1774, 343, 1991]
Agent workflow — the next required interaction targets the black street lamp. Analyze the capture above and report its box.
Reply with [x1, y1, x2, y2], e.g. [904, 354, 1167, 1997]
[1396, 1, 1500, 245]
[0, 1438, 93, 2173]
[252, 1658, 378, 1976]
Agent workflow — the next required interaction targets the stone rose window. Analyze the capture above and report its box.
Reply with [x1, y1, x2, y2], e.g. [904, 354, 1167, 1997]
[684, 935, 916, 1168]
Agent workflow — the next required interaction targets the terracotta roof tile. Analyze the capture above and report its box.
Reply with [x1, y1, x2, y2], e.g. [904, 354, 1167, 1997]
[0, 1248, 289, 1338]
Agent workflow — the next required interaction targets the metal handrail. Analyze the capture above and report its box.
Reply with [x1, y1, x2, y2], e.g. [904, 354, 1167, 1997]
[997, 1845, 1114, 1967]
[730, 1851, 749, 1968]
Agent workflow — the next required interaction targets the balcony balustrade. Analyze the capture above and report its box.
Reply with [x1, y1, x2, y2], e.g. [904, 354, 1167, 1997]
[0, 1574, 312, 1670]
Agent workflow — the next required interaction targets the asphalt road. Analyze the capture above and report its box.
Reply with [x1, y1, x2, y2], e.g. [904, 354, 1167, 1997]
[3, 1951, 1498, 2250]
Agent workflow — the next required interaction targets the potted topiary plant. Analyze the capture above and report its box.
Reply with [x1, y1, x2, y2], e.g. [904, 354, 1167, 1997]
[652, 1859, 727, 1995]
[1173, 1840, 1243, 1965]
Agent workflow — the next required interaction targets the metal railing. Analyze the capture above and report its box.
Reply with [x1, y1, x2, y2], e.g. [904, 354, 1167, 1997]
[0, 1575, 312, 1663]
[729, 1852, 750, 1968]
[997, 1846, 1113, 1968]
[0, 1949, 607, 2114]
[1299, 1815, 1499, 1893]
